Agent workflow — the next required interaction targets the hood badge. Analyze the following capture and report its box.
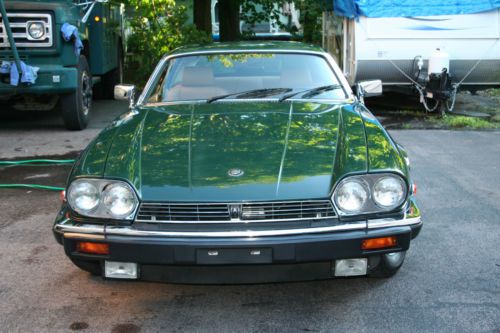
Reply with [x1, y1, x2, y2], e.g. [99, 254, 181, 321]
[228, 168, 244, 177]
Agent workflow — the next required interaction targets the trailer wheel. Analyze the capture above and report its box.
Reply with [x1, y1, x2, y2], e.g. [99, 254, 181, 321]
[438, 102, 446, 117]
[61, 55, 92, 130]
[101, 47, 123, 99]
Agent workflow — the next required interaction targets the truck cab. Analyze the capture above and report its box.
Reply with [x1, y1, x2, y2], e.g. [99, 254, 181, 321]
[0, 0, 124, 130]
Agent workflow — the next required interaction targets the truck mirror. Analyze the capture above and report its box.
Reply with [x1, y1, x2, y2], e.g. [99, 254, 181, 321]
[114, 84, 136, 107]
[356, 80, 382, 102]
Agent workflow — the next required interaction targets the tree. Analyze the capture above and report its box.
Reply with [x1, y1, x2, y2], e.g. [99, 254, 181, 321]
[193, 0, 212, 35]
[219, 0, 241, 41]
[125, 0, 211, 86]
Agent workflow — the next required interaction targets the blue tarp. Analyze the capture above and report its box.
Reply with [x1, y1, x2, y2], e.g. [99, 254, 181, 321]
[334, 0, 500, 18]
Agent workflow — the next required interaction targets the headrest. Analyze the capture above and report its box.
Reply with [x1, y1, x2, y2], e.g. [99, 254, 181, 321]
[280, 67, 313, 88]
[182, 67, 214, 87]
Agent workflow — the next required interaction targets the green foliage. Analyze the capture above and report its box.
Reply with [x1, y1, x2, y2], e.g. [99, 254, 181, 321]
[125, 0, 211, 86]
[240, 0, 330, 44]
[241, 1, 288, 34]
[206, 53, 274, 67]
[429, 115, 499, 129]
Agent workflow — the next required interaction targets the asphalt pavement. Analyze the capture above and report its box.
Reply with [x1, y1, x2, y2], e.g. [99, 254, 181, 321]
[0, 101, 499, 332]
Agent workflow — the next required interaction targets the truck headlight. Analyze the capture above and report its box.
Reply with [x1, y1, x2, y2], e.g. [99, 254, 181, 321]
[67, 179, 138, 220]
[332, 173, 407, 216]
[27, 22, 45, 40]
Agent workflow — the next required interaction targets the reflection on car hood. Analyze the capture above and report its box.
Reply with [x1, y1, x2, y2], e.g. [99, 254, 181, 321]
[102, 101, 369, 202]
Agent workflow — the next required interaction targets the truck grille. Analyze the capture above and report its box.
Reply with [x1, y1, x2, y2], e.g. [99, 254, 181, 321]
[0, 13, 53, 48]
[136, 200, 336, 223]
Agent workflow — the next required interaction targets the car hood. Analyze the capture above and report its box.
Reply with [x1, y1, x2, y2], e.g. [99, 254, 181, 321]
[90, 101, 371, 202]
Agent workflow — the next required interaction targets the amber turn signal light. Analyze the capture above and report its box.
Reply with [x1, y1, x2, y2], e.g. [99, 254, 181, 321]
[76, 241, 109, 255]
[361, 236, 397, 250]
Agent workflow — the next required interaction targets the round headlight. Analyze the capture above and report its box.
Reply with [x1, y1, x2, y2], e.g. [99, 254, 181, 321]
[373, 176, 405, 209]
[28, 22, 45, 40]
[102, 183, 137, 218]
[68, 181, 100, 213]
[334, 180, 368, 213]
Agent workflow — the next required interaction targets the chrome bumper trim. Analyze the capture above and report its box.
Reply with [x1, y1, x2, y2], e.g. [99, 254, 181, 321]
[54, 214, 421, 239]
[367, 216, 421, 229]
[104, 222, 366, 238]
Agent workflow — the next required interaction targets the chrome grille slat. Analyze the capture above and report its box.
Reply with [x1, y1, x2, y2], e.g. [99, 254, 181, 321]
[0, 13, 53, 48]
[135, 200, 336, 223]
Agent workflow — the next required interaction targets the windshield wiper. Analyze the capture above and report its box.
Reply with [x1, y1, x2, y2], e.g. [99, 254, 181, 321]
[207, 88, 292, 103]
[278, 84, 343, 102]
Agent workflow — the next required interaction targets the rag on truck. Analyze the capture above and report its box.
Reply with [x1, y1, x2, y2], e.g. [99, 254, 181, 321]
[0, 60, 39, 86]
[61, 23, 84, 56]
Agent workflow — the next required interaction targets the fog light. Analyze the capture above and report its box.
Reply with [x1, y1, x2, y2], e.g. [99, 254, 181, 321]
[361, 236, 397, 250]
[76, 241, 109, 255]
[334, 258, 368, 276]
[104, 261, 138, 279]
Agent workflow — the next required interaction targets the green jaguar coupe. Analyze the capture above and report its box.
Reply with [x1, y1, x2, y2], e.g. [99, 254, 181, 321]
[53, 42, 422, 283]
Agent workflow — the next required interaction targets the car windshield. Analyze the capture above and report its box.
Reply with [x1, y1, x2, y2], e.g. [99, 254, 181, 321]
[145, 53, 346, 103]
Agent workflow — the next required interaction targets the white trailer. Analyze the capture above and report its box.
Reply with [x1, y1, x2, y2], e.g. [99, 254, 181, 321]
[323, 9, 500, 89]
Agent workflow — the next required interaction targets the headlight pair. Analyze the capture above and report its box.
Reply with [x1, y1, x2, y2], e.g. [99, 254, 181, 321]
[332, 173, 407, 216]
[67, 179, 138, 220]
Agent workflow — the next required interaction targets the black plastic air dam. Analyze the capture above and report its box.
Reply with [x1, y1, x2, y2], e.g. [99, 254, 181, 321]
[139, 262, 336, 284]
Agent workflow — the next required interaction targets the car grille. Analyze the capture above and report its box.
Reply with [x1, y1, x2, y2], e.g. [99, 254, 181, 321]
[0, 13, 53, 48]
[136, 200, 336, 223]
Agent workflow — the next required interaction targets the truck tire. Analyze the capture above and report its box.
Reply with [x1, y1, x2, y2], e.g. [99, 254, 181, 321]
[61, 55, 92, 130]
[368, 251, 406, 278]
[101, 47, 123, 99]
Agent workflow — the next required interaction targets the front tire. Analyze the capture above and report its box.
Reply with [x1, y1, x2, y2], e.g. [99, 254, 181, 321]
[61, 55, 93, 130]
[368, 251, 406, 278]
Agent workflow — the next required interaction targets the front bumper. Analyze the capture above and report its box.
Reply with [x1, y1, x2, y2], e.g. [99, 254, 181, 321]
[53, 200, 422, 283]
[0, 64, 77, 96]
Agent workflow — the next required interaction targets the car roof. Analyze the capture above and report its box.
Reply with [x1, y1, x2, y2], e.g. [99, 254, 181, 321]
[169, 41, 325, 56]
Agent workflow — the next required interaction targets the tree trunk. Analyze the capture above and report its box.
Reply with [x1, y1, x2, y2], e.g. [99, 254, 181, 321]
[219, 0, 241, 42]
[302, 7, 314, 43]
[193, 0, 212, 35]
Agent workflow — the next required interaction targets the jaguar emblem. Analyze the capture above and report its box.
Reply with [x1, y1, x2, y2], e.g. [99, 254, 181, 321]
[229, 204, 241, 219]
[227, 168, 244, 177]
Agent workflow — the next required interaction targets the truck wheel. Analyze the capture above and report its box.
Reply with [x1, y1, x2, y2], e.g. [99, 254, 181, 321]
[61, 56, 92, 130]
[70, 258, 101, 276]
[368, 251, 406, 278]
[101, 48, 123, 99]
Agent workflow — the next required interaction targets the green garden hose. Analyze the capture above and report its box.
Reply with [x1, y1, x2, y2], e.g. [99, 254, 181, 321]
[0, 158, 74, 191]
[0, 159, 75, 165]
[0, 184, 65, 191]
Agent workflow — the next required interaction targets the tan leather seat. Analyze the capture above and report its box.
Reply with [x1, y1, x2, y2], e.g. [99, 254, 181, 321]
[167, 67, 227, 101]
[279, 67, 313, 89]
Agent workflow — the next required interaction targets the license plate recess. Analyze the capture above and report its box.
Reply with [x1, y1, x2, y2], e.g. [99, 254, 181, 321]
[196, 248, 272, 264]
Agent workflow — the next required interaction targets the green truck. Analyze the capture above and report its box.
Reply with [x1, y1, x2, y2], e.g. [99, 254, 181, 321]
[0, 0, 125, 130]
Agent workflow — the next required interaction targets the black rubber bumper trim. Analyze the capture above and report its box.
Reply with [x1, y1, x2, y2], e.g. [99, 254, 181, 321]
[64, 226, 413, 265]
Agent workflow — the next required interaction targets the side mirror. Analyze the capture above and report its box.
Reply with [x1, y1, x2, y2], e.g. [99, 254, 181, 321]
[114, 84, 136, 108]
[356, 80, 382, 102]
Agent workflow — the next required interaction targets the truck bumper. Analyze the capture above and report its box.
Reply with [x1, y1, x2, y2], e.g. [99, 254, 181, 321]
[53, 200, 422, 284]
[0, 64, 77, 96]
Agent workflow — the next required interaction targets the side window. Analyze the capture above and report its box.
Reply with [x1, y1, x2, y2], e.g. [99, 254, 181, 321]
[147, 62, 170, 103]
